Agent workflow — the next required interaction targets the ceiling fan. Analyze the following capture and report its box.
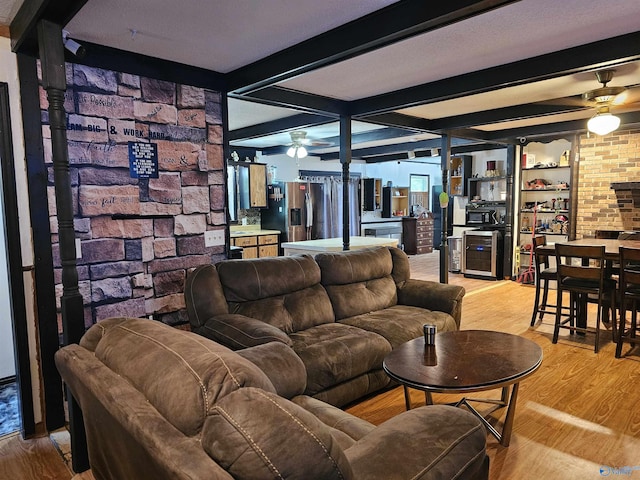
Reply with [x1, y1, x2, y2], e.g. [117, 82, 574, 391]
[286, 130, 333, 158]
[581, 69, 640, 135]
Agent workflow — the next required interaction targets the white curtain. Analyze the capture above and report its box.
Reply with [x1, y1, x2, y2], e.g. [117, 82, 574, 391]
[302, 175, 360, 239]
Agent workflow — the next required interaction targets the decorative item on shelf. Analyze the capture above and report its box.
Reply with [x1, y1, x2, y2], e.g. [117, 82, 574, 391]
[560, 150, 570, 166]
[230, 151, 240, 162]
[525, 178, 551, 190]
[555, 181, 569, 190]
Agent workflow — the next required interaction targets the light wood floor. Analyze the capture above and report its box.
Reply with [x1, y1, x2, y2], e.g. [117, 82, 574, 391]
[3, 252, 638, 479]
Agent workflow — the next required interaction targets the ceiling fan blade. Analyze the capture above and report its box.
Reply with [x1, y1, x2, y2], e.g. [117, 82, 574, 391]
[538, 95, 590, 108]
[612, 85, 640, 106]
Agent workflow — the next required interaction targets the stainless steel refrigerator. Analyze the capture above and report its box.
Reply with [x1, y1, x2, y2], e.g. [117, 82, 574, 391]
[262, 180, 361, 249]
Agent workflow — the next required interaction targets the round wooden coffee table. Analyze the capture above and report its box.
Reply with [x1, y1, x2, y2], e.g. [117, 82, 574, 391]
[383, 330, 542, 446]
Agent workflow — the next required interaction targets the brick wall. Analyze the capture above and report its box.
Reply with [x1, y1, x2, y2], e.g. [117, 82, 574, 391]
[40, 64, 226, 329]
[575, 128, 640, 238]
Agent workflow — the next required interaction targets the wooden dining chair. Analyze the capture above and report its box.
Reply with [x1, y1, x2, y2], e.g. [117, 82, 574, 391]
[553, 243, 617, 353]
[530, 235, 569, 326]
[615, 246, 640, 358]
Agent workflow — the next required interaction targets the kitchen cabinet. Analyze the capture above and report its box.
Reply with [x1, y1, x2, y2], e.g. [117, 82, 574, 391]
[228, 161, 268, 213]
[382, 186, 409, 218]
[448, 155, 472, 196]
[363, 178, 382, 211]
[231, 232, 279, 259]
[402, 216, 434, 255]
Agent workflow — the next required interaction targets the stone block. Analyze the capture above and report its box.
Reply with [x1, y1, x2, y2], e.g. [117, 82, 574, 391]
[79, 167, 137, 186]
[208, 124, 223, 144]
[91, 277, 133, 303]
[153, 270, 185, 296]
[90, 261, 144, 280]
[73, 65, 118, 93]
[205, 91, 222, 124]
[79, 185, 141, 217]
[90, 217, 154, 239]
[176, 235, 205, 255]
[153, 218, 174, 237]
[118, 73, 140, 88]
[118, 85, 142, 98]
[178, 109, 206, 128]
[142, 236, 154, 262]
[148, 172, 182, 204]
[205, 143, 224, 170]
[147, 256, 187, 274]
[132, 273, 153, 289]
[139, 202, 182, 216]
[177, 85, 205, 108]
[134, 101, 177, 124]
[95, 298, 146, 322]
[181, 171, 208, 186]
[153, 237, 176, 258]
[210, 185, 226, 210]
[125, 239, 143, 260]
[140, 78, 176, 104]
[145, 293, 186, 315]
[208, 170, 225, 185]
[68, 141, 130, 169]
[47, 187, 57, 216]
[80, 238, 125, 264]
[66, 114, 109, 143]
[182, 186, 210, 214]
[77, 92, 134, 119]
[74, 218, 91, 234]
[208, 211, 226, 225]
[150, 124, 206, 143]
[156, 140, 200, 171]
[174, 214, 206, 235]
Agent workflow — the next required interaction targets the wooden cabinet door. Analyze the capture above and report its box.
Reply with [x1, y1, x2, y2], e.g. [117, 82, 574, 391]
[249, 164, 267, 208]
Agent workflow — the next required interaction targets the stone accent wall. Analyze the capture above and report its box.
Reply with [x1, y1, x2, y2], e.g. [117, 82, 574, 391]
[40, 64, 226, 329]
[575, 128, 640, 238]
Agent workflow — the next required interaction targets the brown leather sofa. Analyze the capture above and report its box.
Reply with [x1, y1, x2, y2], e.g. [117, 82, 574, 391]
[55, 317, 489, 480]
[185, 246, 465, 407]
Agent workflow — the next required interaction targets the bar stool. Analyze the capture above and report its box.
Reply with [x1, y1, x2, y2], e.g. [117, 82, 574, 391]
[553, 243, 617, 353]
[530, 235, 563, 326]
[615, 246, 640, 358]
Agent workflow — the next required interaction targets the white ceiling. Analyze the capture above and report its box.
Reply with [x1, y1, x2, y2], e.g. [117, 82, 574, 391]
[4, 0, 640, 157]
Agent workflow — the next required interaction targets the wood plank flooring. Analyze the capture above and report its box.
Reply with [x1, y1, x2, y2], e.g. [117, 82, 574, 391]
[3, 252, 638, 479]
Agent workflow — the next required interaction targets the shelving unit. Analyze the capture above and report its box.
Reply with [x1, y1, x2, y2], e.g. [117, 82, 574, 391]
[468, 176, 507, 202]
[363, 178, 382, 211]
[449, 155, 472, 196]
[382, 186, 409, 218]
[516, 138, 573, 282]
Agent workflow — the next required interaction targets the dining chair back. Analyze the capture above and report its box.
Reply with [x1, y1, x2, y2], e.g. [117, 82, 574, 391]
[530, 235, 566, 325]
[553, 243, 616, 353]
[615, 246, 640, 358]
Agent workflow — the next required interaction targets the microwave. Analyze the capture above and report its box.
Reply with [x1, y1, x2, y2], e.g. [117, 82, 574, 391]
[466, 209, 496, 225]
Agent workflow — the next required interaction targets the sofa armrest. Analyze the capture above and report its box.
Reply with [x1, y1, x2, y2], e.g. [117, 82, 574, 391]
[397, 279, 465, 329]
[195, 314, 292, 350]
[236, 342, 306, 399]
[345, 405, 488, 480]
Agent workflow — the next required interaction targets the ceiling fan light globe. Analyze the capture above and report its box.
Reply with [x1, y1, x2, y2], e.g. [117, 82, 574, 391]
[286, 146, 296, 158]
[587, 112, 620, 136]
[297, 146, 308, 158]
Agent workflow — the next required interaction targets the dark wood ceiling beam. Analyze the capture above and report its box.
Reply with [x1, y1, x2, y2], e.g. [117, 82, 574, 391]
[428, 102, 588, 131]
[11, 0, 88, 54]
[227, 0, 523, 94]
[228, 113, 333, 141]
[350, 31, 640, 116]
[241, 86, 348, 116]
[358, 112, 434, 132]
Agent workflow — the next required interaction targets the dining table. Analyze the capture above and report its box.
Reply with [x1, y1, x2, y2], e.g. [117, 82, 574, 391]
[535, 238, 640, 332]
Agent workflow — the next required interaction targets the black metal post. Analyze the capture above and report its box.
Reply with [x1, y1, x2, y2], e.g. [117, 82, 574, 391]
[37, 19, 89, 473]
[340, 115, 352, 250]
[439, 135, 451, 284]
[503, 144, 515, 278]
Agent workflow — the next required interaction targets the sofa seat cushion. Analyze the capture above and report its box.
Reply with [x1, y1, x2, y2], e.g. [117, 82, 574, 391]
[87, 318, 275, 437]
[289, 323, 391, 396]
[339, 305, 457, 349]
[204, 387, 353, 480]
[345, 405, 487, 480]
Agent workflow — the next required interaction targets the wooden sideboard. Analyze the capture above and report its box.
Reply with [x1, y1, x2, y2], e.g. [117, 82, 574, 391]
[402, 217, 434, 255]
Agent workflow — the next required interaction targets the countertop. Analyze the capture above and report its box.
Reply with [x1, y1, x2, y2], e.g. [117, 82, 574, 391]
[230, 227, 280, 238]
[281, 236, 398, 253]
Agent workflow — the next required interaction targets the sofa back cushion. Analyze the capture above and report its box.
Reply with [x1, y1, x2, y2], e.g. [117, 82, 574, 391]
[85, 317, 276, 437]
[316, 247, 398, 320]
[203, 387, 353, 480]
[184, 264, 230, 329]
[216, 255, 335, 333]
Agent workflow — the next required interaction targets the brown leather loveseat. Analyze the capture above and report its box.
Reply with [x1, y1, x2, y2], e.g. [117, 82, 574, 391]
[185, 246, 465, 407]
[55, 317, 489, 480]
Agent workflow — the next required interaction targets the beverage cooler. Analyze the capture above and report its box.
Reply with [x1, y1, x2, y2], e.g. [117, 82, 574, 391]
[462, 230, 504, 280]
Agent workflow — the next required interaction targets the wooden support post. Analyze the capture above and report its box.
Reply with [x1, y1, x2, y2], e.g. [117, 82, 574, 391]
[37, 19, 89, 473]
[340, 115, 352, 251]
